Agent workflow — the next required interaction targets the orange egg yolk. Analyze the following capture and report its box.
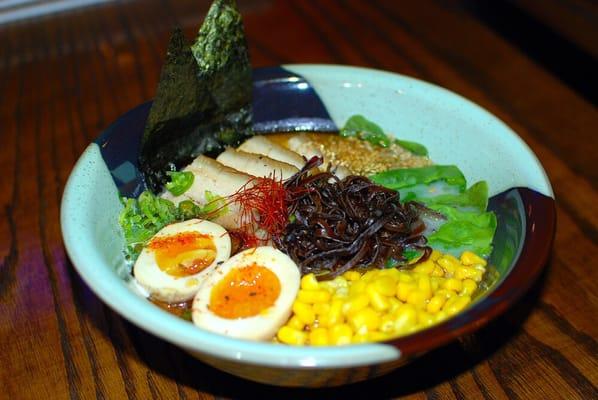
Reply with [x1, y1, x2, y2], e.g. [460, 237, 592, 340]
[209, 264, 281, 319]
[148, 231, 216, 277]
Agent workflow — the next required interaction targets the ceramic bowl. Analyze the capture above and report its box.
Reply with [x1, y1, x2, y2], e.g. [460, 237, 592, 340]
[61, 65, 556, 387]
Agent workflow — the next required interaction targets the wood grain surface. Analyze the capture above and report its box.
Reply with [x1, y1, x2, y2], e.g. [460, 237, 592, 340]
[1, 0, 596, 398]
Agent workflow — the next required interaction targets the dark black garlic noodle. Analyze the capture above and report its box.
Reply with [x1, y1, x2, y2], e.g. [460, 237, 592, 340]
[274, 157, 431, 279]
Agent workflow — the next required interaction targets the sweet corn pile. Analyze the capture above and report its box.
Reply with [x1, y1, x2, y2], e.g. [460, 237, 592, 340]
[276, 250, 487, 345]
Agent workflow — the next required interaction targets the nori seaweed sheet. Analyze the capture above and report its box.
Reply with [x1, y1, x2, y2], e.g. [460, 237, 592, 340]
[139, 0, 252, 193]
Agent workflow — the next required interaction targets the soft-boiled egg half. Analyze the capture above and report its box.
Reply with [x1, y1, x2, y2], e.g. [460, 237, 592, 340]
[192, 246, 300, 341]
[133, 219, 231, 302]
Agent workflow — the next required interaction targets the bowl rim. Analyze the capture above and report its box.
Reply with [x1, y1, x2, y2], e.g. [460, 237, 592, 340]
[61, 64, 556, 369]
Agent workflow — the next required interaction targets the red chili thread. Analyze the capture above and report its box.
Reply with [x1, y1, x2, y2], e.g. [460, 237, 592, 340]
[227, 172, 289, 246]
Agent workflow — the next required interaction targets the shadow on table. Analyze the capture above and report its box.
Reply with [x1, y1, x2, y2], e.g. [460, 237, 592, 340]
[73, 254, 551, 399]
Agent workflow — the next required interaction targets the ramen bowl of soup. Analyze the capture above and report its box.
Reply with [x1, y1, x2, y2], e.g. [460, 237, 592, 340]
[61, 65, 555, 387]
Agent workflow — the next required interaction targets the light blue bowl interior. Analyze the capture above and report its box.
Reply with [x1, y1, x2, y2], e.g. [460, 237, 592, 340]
[61, 65, 553, 369]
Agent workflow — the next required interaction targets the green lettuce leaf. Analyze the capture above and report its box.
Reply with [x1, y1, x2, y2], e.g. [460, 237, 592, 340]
[340, 114, 428, 155]
[371, 164, 496, 257]
[370, 165, 466, 192]
[340, 115, 391, 147]
[418, 181, 489, 212]
[393, 139, 428, 156]
[426, 205, 497, 257]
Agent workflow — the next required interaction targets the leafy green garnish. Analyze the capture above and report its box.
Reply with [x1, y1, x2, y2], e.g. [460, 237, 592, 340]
[370, 165, 466, 192]
[119, 190, 230, 260]
[384, 248, 424, 269]
[340, 115, 391, 147]
[393, 139, 428, 156]
[417, 181, 489, 212]
[119, 191, 179, 259]
[181, 309, 193, 321]
[165, 171, 194, 196]
[371, 165, 496, 257]
[426, 205, 497, 257]
[340, 114, 428, 155]
[202, 191, 229, 219]
[177, 200, 204, 220]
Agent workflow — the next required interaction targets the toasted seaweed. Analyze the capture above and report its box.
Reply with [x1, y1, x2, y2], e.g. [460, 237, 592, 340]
[139, 0, 252, 193]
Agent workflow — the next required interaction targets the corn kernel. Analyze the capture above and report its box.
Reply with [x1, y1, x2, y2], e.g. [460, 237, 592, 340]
[455, 266, 471, 280]
[379, 267, 400, 280]
[277, 326, 307, 345]
[361, 270, 379, 282]
[343, 270, 361, 281]
[367, 286, 391, 312]
[388, 297, 402, 313]
[379, 314, 396, 333]
[442, 296, 458, 313]
[334, 287, 349, 298]
[293, 301, 315, 325]
[298, 289, 331, 304]
[332, 276, 348, 288]
[435, 311, 448, 323]
[437, 255, 460, 275]
[418, 275, 432, 299]
[413, 259, 435, 275]
[372, 276, 397, 297]
[397, 272, 414, 283]
[329, 324, 353, 345]
[443, 278, 463, 292]
[352, 333, 369, 344]
[300, 273, 319, 290]
[460, 251, 487, 267]
[471, 269, 484, 282]
[287, 315, 305, 330]
[368, 331, 391, 342]
[456, 266, 483, 282]
[349, 307, 380, 333]
[343, 293, 369, 316]
[318, 281, 334, 292]
[324, 298, 344, 327]
[397, 281, 415, 302]
[309, 327, 329, 346]
[406, 290, 427, 308]
[426, 295, 446, 314]
[349, 280, 367, 296]
[472, 263, 487, 272]
[436, 289, 457, 299]
[394, 305, 417, 332]
[461, 279, 477, 296]
[445, 296, 471, 316]
[418, 311, 435, 327]
[281, 249, 489, 346]
[313, 302, 331, 316]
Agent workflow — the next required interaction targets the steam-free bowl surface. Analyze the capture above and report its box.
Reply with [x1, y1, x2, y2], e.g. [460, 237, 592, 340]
[61, 65, 555, 387]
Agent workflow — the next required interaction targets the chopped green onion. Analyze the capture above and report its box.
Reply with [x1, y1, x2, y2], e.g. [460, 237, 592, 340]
[165, 171, 194, 196]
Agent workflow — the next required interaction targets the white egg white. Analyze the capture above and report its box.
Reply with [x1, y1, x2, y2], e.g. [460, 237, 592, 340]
[192, 246, 300, 341]
[133, 219, 231, 302]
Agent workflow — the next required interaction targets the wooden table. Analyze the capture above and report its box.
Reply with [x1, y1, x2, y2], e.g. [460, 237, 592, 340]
[1, 0, 596, 398]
